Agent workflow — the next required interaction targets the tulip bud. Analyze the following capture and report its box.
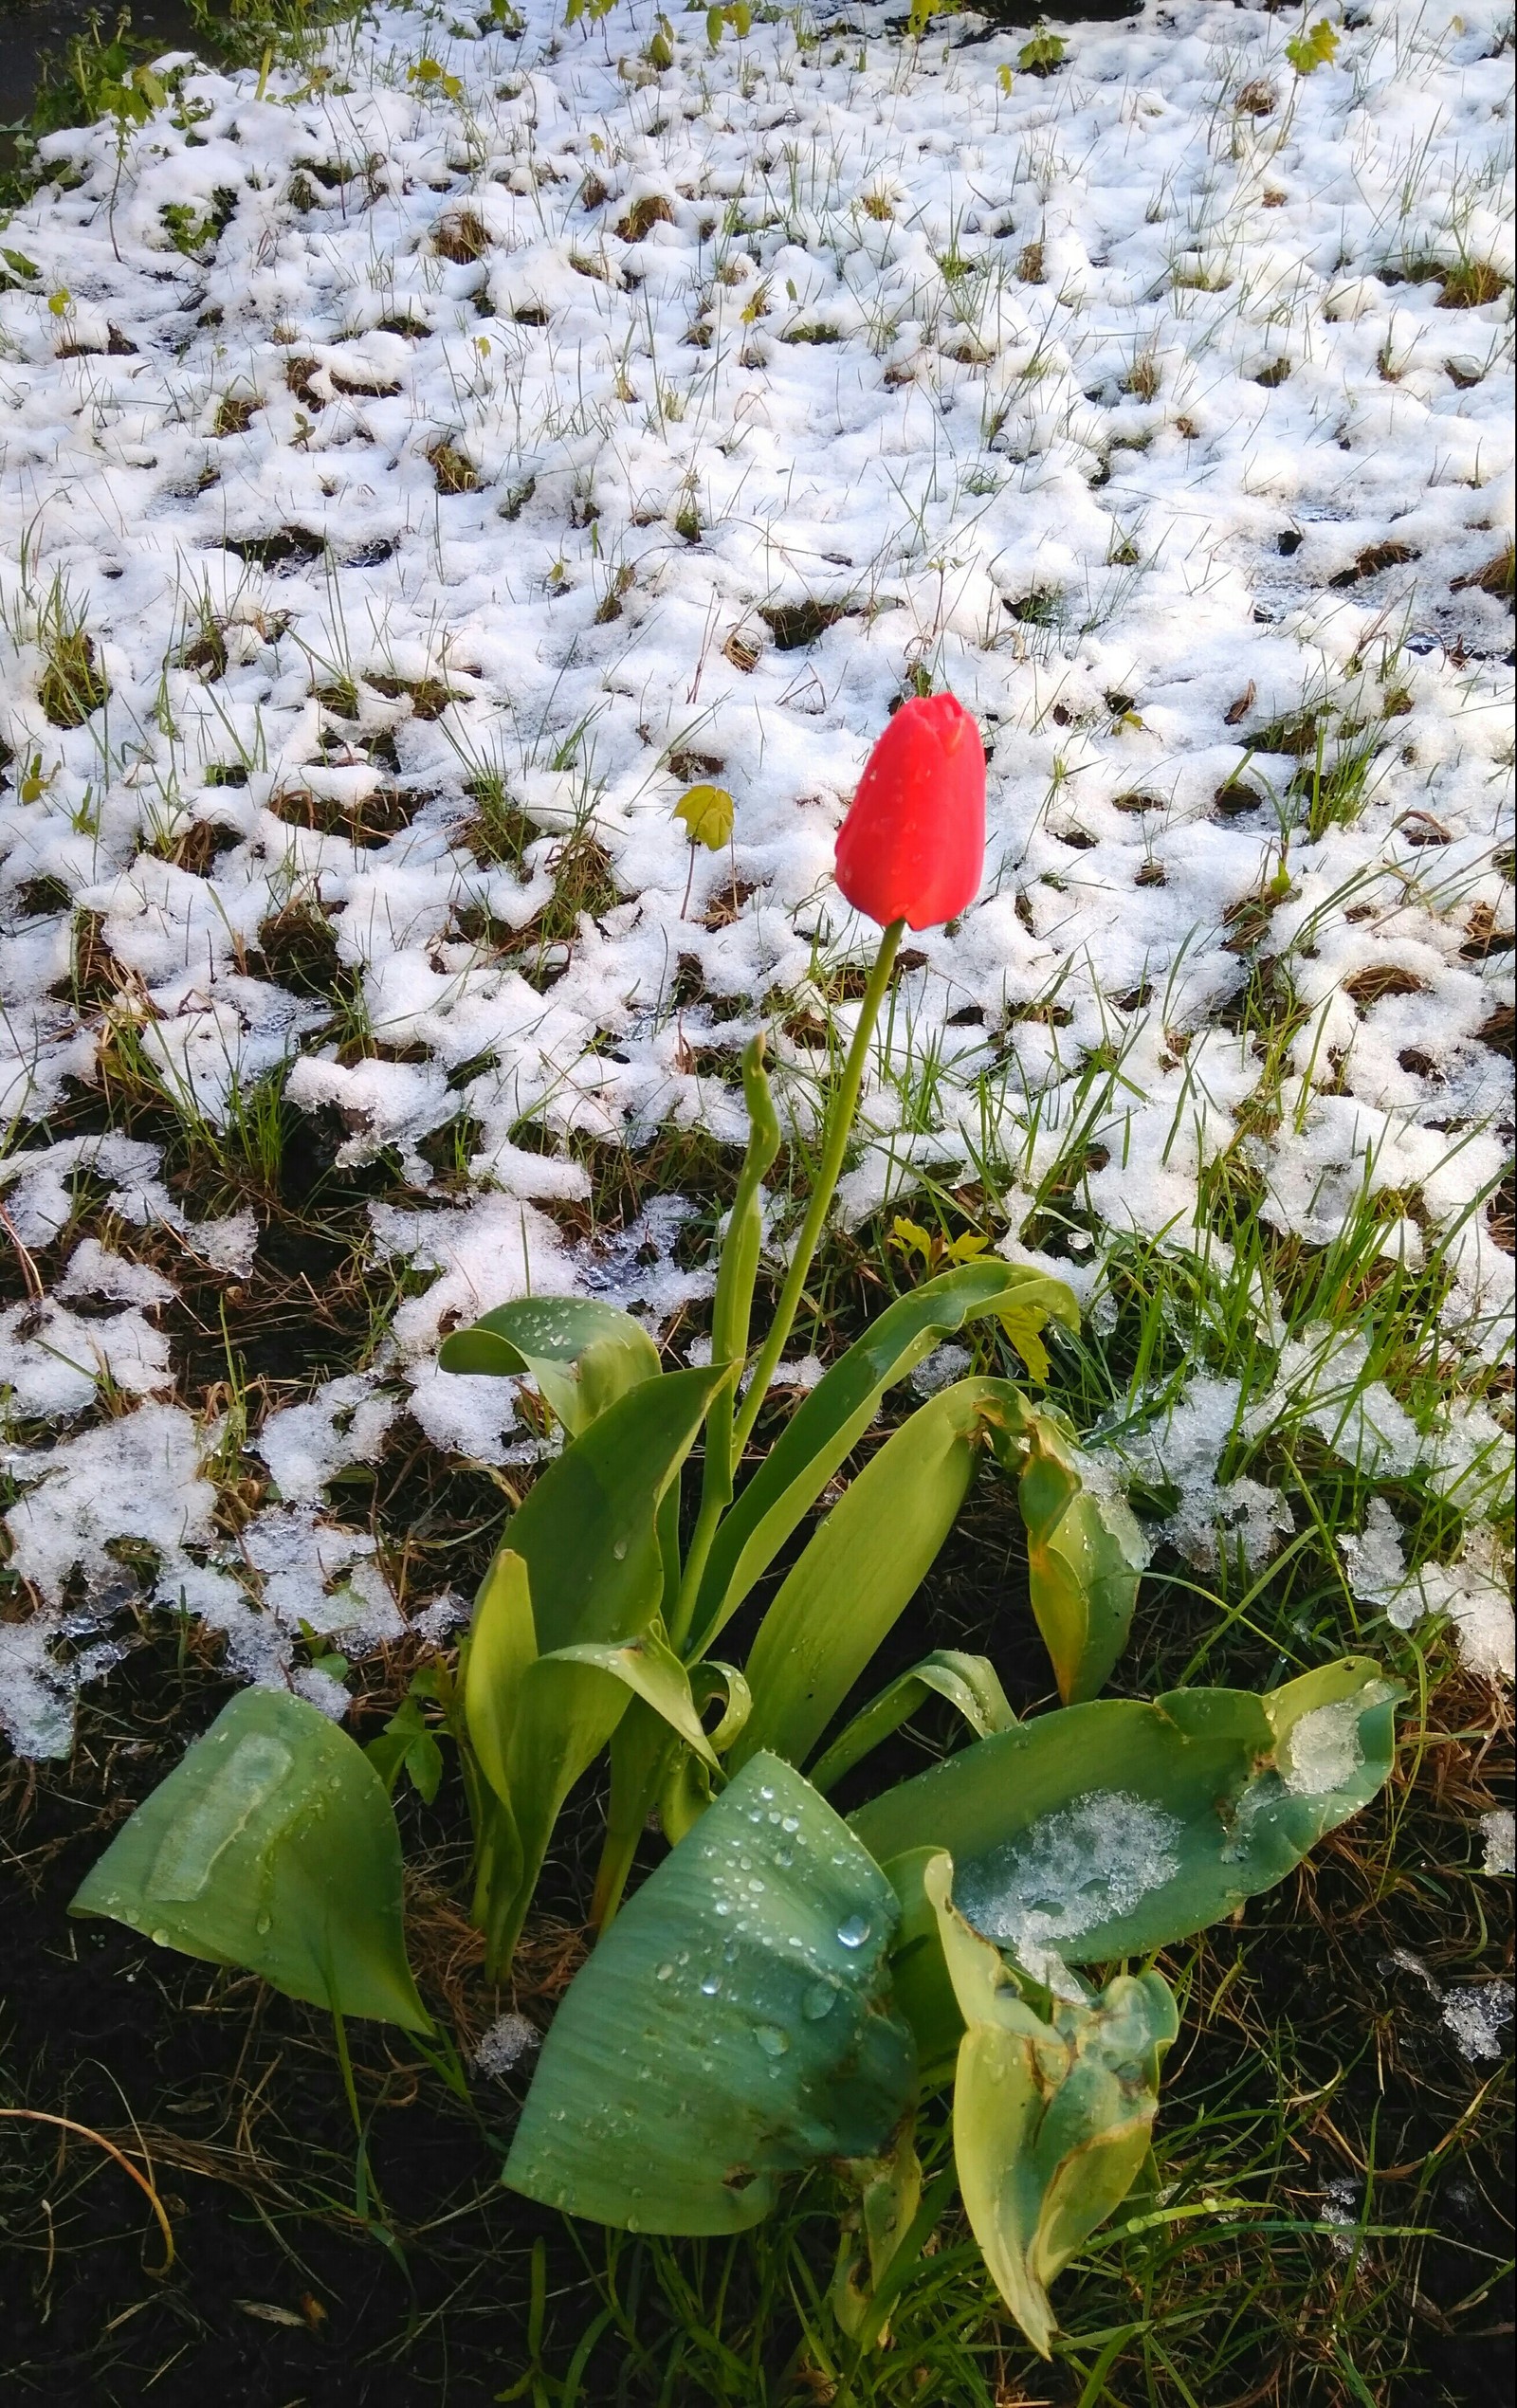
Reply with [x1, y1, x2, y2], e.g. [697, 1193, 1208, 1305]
[833, 693, 985, 931]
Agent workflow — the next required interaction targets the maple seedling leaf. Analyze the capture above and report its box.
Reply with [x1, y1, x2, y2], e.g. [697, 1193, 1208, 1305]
[996, 1303, 1052, 1385]
[673, 782, 735, 849]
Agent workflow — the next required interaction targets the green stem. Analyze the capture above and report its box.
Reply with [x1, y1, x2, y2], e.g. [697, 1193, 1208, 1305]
[730, 918, 904, 1461]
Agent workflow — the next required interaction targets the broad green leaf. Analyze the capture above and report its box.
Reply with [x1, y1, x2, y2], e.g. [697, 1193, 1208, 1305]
[811, 1651, 1016, 1794]
[853, 1661, 1402, 1968]
[438, 1295, 661, 1436]
[594, 1693, 678, 1930]
[996, 1407, 1147, 1702]
[70, 1689, 430, 2032]
[594, 1656, 753, 1930]
[466, 1373, 723, 1969]
[504, 1754, 915, 2233]
[673, 782, 735, 848]
[923, 1856, 1176, 2357]
[690, 1266, 1077, 1653]
[730, 1378, 1020, 1776]
[499, 1363, 725, 1653]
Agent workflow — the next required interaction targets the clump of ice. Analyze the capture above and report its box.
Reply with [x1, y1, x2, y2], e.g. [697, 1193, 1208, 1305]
[1478, 1810, 1514, 1878]
[254, 1375, 397, 1504]
[1338, 1498, 1413, 1616]
[1416, 1529, 1514, 1683]
[1321, 2175, 1361, 2257]
[1121, 1376, 1292, 1570]
[1439, 1983, 1514, 2065]
[474, 2012, 541, 2079]
[411, 1592, 469, 1644]
[0, 1297, 173, 1418]
[1247, 1332, 1422, 1481]
[3, 1402, 216, 1605]
[910, 1341, 972, 1396]
[57, 1239, 175, 1309]
[0, 1138, 256, 1273]
[956, 1790, 1182, 1959]
[1340, 1505, 1513, 1681]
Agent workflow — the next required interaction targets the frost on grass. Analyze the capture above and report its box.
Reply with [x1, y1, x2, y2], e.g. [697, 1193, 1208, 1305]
[0, 0, 1511, 1743]
[956, 1790, 1182, 1970]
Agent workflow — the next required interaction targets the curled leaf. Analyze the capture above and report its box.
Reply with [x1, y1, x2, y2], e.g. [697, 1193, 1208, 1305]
[924, 1854, 1177, 2357]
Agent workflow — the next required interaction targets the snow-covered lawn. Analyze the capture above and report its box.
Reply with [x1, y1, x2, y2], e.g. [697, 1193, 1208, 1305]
[1, 0, 1511, 1752]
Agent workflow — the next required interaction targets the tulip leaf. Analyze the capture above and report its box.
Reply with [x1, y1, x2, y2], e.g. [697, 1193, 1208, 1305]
[546, 1630, 722, 1772]
[499, 1363, 725, 1654]
[995, 1406, 1148, 1702]
[504, 1754, 917, 2234]
[853, 1661, 1402, 1969]
[438, 1295, 661, 1436]
[690, 1268, 1075, 1653]
[730, 1378, 1020, 1777]
[70, 1688, 430, 2032]
[811, 1651, 1017, 1794]
[831, 2122, 924, 2342]
[656, 1659, 754, 1846]
[466, 1369, 725, 1968]
[465, 1545, 537, 1815]
[681, 1034, 781, 1578]
[923, 1855, 1177, 2358]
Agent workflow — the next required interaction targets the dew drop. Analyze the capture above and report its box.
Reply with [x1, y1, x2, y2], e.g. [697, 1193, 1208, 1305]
[754, 2024, 790, 2058]
[700, 1972, 722, 1997]
[781, 1815, 800, 1833]
[802, 1981, 836, 2020]
[612, 1537, 629, 1560]
[254, 1909, 272, 1936]
[835, 1913, 871, 1949]
[150, 1926, 172, 1947]
[656, 1961, 675, 1980]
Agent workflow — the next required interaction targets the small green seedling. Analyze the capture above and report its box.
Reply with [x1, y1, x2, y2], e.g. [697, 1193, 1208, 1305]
[1286, 17, 1340, 73]
[1017, 22, 1067, 75]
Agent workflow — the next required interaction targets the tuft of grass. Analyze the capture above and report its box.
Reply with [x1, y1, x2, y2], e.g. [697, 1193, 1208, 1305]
[37, 587, 108, 727]
[433, 208, 490, 263]
[758, 596, 853, 650]
[428, 437, 480, 495]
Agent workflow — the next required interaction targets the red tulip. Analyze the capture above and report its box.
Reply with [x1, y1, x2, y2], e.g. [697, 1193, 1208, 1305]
[833, 693, 985, 930]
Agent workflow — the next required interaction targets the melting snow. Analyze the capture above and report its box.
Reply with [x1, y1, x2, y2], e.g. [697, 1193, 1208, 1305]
[1478, 1809, 1514, 1878]
[1439, 1982, 1515, 2064]
[474, 2012, 542, 2079]
[0, 0, 1511, 1749]
[956, 1789, 1183, 1963]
